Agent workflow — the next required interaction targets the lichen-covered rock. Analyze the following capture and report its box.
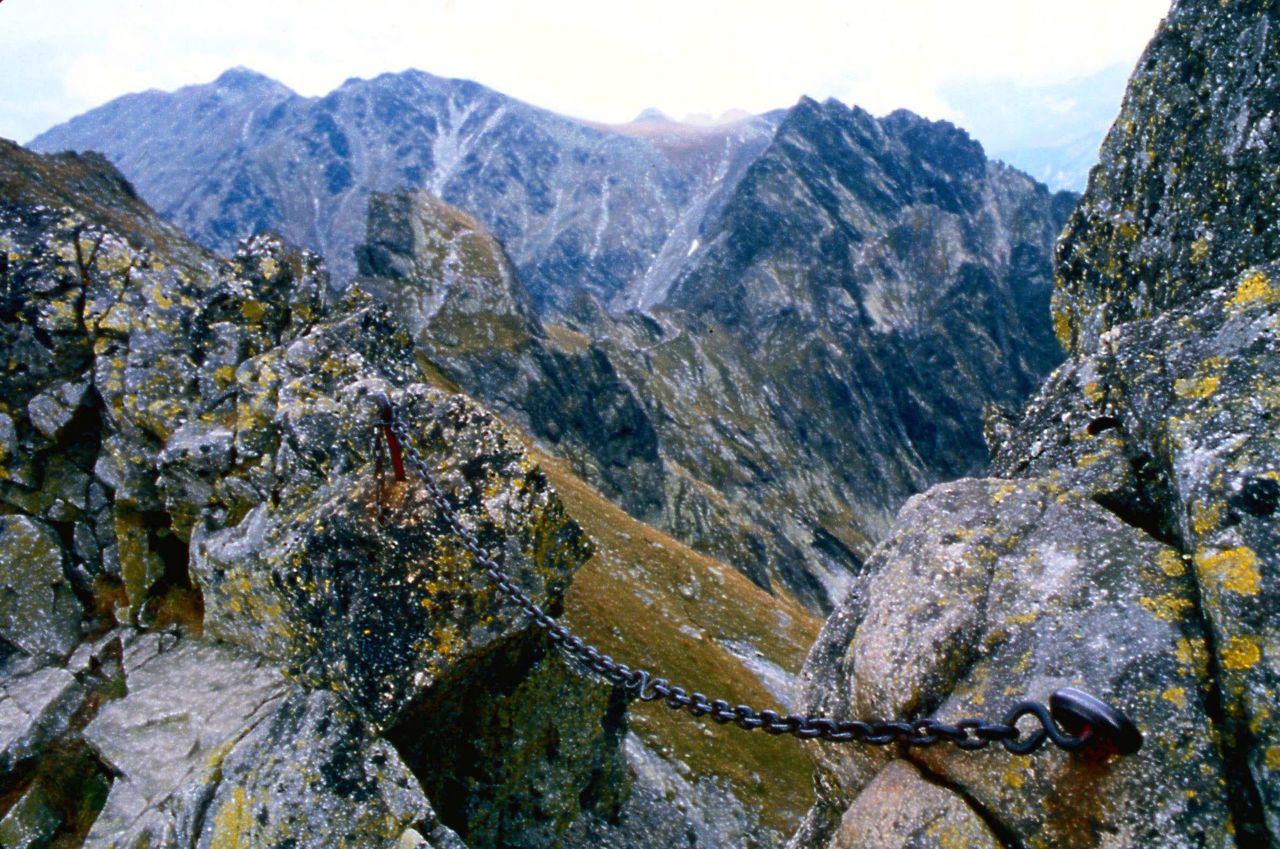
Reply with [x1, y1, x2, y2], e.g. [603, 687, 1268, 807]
[0, 781, 62, 849]
[184, 299, 591, 726]
[827, 761, 1001, 849]
[390, 634, 628, 848]
[196, 689, 435, 849]
[1, 144, 330, 619]
[994, 264, 1280, 842]
[0, 515, 84, 665]
[1053, 0, 1280, 355]
[796, 478, 1232, 849]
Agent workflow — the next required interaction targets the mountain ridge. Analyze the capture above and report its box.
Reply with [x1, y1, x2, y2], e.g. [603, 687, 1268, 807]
[30, 67, 782, 314]
[27, 67, 1075, 614]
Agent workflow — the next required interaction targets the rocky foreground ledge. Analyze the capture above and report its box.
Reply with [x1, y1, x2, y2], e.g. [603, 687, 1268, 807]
[0, 141, 726, 847]
[789, 1, 1279, 847]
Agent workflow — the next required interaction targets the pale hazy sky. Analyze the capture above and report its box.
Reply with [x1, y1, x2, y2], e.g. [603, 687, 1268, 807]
[1, 0, 1170, 143]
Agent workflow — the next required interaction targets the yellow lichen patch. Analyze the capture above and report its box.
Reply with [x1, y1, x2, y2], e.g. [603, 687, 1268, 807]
[1140, 594, 1195, 622]
[1002, 756, 1032, 791]
[1175, 637, 1209, 672]
[1053, 307, 1073, 351]
[1221, 635, 1262, 671]
[1075, 450, 1108, 469]
[1157, 549, 1187, 578]
[1191, 501, 1226, 535]
[1252, 705, 1272, 735]
[1226, 269, 1277, 311]
[209, 786, 251, 849]
[1195, 547, 1262, 596]
[204, 737, 240, 770]
[992, 483, 1017, 504]
[1162, 687, 1188, 709]
[1266, 746, 1280, 771]
[152, 284, 176, 310]
[1190, 236, 1211, 263]
[241, 300, 267, 322]
[1174, 375, 1220, 400]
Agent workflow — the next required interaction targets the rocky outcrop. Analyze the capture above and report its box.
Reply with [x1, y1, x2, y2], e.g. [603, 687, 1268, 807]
[792, 1, 1279, 847]
[1053, 0, 1280, 355]
[795, 478, 1233, 848]
[0, 141, 732, 848]
[354, 190, 667, 523]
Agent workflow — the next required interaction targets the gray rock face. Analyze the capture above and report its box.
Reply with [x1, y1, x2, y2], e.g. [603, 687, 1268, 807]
[793, 1, 1280, 846]
[83, 631, 288, 848]
[30, 68, 780, 313]
[990, 264, 1280, 844]
[0, 665, 83, 773]
[78, 630, 454, 849]
[0, 515, 84, 665]
[797, 479, 1232, 849]
[827, 760, 1001, 849]
[1053, 0, 1280, 355]
[196, 688, 435, 849]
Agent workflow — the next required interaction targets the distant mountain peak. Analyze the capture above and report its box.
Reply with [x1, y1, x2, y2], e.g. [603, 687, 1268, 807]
[212, 66, 292, 95]
[633, 107, 672, 123]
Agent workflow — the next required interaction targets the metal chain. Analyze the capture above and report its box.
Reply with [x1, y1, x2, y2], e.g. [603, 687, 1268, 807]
[377, 395, 1132, 756]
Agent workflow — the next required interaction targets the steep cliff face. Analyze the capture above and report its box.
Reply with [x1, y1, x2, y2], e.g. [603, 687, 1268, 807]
[30, 68, 779, 313]
[584, 103, 1072, 610]
[792, 1, 1280, 847]
[1053, 0, 1280, 355]
[353, 189, 668, 523]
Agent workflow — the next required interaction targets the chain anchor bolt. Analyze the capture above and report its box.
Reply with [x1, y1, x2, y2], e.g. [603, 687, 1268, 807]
[1050, 687, 1143, 755]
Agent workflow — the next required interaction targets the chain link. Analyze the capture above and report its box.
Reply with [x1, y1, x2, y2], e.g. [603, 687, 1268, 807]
[377, 396, 1106, 755]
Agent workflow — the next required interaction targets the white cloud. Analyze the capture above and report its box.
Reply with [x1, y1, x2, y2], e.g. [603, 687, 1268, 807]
[0, 0, 1170, 141]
